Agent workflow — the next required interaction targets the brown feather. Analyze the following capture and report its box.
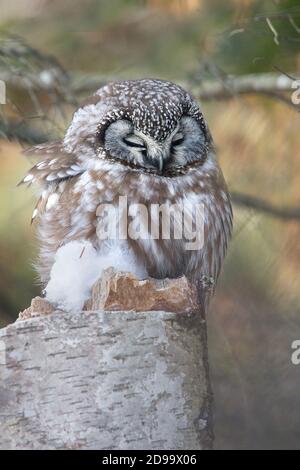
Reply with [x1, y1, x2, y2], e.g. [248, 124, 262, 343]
[19, 141, 82, 187]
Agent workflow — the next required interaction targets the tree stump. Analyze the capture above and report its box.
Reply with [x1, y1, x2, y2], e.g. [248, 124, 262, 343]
[0, 271, 213, 450]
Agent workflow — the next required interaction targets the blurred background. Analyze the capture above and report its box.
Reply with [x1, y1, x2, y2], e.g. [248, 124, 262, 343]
[0, 0, 300, 450]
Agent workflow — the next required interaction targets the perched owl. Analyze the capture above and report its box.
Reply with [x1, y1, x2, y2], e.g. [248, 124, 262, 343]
[20, 79, 232, 311]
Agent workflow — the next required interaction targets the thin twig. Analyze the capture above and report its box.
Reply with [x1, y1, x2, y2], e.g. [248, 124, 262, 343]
[266, 17, 280, 45]
[288, 14, 300, 34]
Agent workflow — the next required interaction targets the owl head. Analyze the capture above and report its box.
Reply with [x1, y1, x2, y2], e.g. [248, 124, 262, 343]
[20, 79, 216, 188]
[64, 79, 213, 177]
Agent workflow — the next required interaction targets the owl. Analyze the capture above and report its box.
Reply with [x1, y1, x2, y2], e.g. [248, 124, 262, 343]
[20, 79, 232, 311]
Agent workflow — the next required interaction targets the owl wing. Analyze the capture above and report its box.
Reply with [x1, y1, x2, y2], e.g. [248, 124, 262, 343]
[18, 141, 83, 187]
[19, 141, 84, 223]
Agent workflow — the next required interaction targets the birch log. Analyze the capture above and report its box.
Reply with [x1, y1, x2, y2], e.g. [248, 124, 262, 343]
[0, 274, 213, 450]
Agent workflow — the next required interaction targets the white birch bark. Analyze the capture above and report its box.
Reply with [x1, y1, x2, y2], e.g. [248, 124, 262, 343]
[0, 309, 212, 450]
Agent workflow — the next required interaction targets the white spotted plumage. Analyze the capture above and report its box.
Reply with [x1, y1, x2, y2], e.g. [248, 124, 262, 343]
[20, 79, 232, 311]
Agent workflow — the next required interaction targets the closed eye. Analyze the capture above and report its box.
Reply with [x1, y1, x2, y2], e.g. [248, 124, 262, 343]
[172, 133, 184, 147]
[123, 135, 146, 149]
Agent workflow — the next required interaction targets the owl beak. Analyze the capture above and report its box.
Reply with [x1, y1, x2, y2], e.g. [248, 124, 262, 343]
[158, 155, 164, 172]
[144, 140, 168, 173]
[145, 154, 165, 172]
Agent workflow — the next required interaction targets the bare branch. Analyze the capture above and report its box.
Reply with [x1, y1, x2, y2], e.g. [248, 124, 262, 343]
[69, 72, 300, 105]
[0, 35, 77, 105]
[187, 72, 299, 102]
[231, 191, 300, 221]
[0, 65, 298, 105]
[0, 119, 50, 144]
